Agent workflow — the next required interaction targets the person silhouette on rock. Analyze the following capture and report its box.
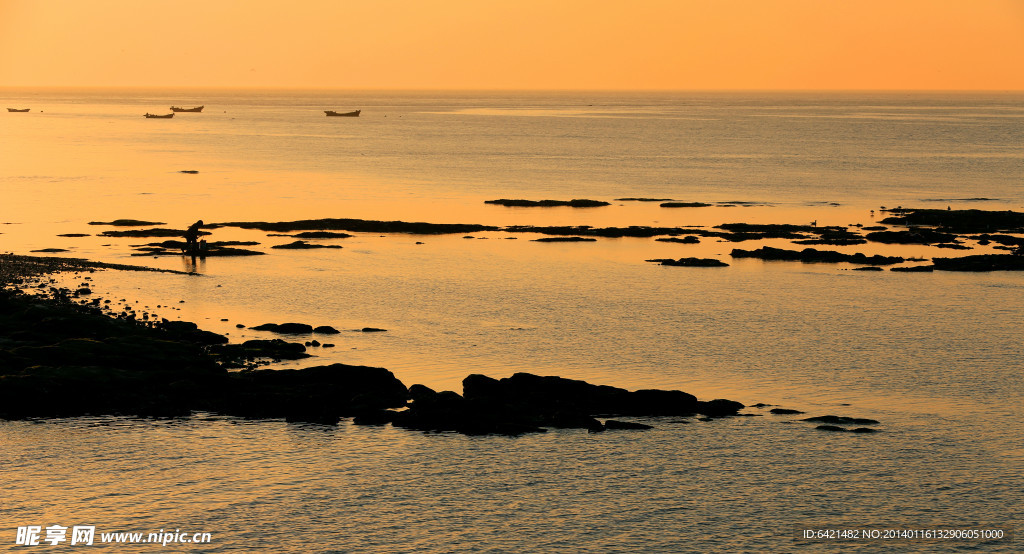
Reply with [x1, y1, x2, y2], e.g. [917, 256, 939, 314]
[184, 220, 204, 254]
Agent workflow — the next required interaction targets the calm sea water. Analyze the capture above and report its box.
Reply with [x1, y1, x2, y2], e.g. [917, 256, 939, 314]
[1, 89, 1022, 551]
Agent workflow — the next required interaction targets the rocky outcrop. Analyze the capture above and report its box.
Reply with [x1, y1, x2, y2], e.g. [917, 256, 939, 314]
[865, 229, 958, 244]
[251, 322, 314, 334]
[932, 254, 1024, 272]
[731, 246, 904, 265]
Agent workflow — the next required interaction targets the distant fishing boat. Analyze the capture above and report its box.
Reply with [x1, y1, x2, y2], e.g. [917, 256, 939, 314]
[325, 110, 360, 117]
[170, 106, 204, 112]
[144, 113, 174, 119]
[7, 108, 30, 112]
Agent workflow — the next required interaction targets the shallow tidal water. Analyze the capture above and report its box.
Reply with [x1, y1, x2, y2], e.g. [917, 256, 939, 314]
[1, 89, 1022, 551]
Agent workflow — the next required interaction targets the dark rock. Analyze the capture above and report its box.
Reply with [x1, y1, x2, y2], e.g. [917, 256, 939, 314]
[313, 325, 340, 334]
[890, 265, 935, 272]
[695, 398, 745, 417]
[879, 208, 1024, 233]
[660, 202, 712, 208]
[603, 420, 654, 430]
[271, 240, 343, 250]
[291, 231, 354, 239]
[731, 246, 903, 265]
[103, 228, 211, 238]
[866, 229, 959, 244]
[219, 218, 499, 235]
[57, 233, 90, 237]
[31, 248, 70, 253]
[532, 237, 598, 242]
[647, 257, 728, 267]
[803, 415, 880, 425]
[815, 425, 847, 432]
[361, 327, 387, 333]
[352, 410, 396, 425]
[485, 199, 610, 208]
[932, 254, 1024, 272]
[158, 320, 229, 345]
[769, 408, 805, 415]
[252, 322, 313, 334]
[88, 219, 167, 226]
[851, 266, 883, 271]
[219, 363, 409, 420]
[655, 236, 701, 244]
[615, 198, 674, 202]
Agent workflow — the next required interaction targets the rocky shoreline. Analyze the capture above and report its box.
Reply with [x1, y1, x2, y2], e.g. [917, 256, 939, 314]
[0, 254, 880, 435]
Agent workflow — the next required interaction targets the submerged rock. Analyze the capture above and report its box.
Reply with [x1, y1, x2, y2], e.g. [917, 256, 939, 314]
[532, 237, 598, 242]
[290, 231, 354, 239]
[647, 257, 729, 267]
[660, 202, 712, 208]
[803, 415, 880, 425]
[88, 219, 167, 226]
[485, 199, 610, 208]
[890, 265, 935, 272]
[219, 218, 498, 235]
[271, 240, 343, 249]
[655, 236, 701, 244]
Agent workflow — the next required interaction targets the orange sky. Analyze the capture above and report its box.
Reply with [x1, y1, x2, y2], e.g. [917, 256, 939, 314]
[2, 0, 1023, 90]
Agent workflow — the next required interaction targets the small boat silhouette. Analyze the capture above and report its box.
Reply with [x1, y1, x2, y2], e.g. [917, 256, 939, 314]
[7, 108, 30, 112]
[325, 110, 360, 117]
[170, 106, 203, 112]
[144, 113, 174, 118]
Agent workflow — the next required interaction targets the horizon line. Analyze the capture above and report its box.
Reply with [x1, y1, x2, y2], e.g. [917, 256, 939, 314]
[3, 85, 1024, 94]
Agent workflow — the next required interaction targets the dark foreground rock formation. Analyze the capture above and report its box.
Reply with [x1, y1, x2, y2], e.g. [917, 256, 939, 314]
[0, 284, 752, 433]
[380, 373, 745, 435]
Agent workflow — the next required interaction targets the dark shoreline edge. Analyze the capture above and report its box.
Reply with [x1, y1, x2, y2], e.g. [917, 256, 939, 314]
[0, 254, 882, 436]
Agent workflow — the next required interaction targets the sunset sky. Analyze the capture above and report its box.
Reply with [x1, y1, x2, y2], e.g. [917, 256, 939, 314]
[2, 0, 1023, 90]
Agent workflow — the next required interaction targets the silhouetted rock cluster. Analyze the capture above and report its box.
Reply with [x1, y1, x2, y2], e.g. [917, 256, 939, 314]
[0, 286, 756, 433]
[730, 246, 904, 265]
[880, 208, 1024, 232]
[380, 373, 745, 435]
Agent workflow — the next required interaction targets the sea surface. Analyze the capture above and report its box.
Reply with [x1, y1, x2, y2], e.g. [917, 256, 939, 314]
[1, 89, 1021, 552]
